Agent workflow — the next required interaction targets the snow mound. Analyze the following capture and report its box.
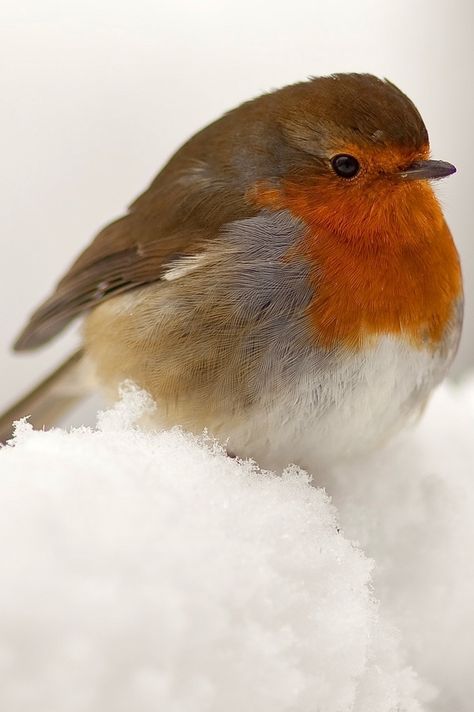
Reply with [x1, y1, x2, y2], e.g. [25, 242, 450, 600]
[0, 380, 473, 711]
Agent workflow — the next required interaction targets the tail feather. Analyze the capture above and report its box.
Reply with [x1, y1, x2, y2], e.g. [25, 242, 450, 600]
[0, 350, 87, 444]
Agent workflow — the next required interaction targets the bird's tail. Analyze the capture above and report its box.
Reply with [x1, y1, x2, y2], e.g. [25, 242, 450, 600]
[0, 350, 89, 444]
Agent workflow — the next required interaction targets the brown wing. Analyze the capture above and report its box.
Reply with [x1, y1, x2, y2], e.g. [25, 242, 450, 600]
[14, 215, 210, 350]
[14, 159, 256, 351]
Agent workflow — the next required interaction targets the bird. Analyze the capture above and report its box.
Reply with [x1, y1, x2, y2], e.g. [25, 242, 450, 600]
[0, 73, 463, 471]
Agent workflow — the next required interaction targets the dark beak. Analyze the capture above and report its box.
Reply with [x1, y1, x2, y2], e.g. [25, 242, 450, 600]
[398, 159, 456, 181]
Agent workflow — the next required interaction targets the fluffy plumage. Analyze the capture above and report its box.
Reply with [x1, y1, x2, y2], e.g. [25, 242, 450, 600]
[2, 73, 462, 464]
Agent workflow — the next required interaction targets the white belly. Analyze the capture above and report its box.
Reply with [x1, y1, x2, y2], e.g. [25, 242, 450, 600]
[213, 336, 444, 472]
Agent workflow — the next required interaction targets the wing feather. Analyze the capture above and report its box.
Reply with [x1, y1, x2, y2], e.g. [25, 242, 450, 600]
[14, 174, 252, 350]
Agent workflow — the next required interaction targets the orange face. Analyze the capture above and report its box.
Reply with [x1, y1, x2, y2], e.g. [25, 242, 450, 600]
[248, 142, 462, 351]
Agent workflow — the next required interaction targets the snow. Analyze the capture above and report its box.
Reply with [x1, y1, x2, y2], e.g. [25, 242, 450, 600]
[0, 380, 472, 712]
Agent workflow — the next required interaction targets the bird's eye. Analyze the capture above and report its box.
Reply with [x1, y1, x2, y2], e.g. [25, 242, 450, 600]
[331, 154, 360, 179]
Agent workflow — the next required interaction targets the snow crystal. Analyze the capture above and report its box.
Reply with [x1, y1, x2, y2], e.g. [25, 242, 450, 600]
[0, 379, 472, 711]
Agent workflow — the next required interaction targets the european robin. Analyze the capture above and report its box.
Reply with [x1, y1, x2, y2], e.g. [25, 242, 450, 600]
[0, 73, 463, 470]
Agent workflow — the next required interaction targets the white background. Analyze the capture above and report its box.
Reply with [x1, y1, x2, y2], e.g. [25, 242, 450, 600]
[1, 0, 473, 419]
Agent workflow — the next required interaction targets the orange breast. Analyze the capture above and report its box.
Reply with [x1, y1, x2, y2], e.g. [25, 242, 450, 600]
[250, 179, 462, 351]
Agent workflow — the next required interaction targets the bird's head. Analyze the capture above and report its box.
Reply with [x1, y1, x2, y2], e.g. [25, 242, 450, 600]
[245, 74, 455, 249]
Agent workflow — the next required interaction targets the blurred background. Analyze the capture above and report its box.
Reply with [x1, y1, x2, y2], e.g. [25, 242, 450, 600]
[1, 0, 473, 425]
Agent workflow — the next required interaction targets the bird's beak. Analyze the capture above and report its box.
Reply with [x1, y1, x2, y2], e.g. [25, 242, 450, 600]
[397, 159, 456, 181]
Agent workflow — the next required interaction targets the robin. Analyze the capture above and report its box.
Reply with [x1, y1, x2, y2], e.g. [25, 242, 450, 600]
[0, 73, 462, 470]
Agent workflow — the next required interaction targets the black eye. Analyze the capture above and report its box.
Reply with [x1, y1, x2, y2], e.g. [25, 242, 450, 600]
[331, 154, 360, 179]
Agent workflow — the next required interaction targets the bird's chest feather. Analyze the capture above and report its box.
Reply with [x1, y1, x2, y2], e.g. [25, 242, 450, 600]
[230, 218, 463, 469]
[200, 207, 463, 468]
[253, 179, 462, 352]
[223, 334, 456, 471]
[303, 221, 461, 352]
